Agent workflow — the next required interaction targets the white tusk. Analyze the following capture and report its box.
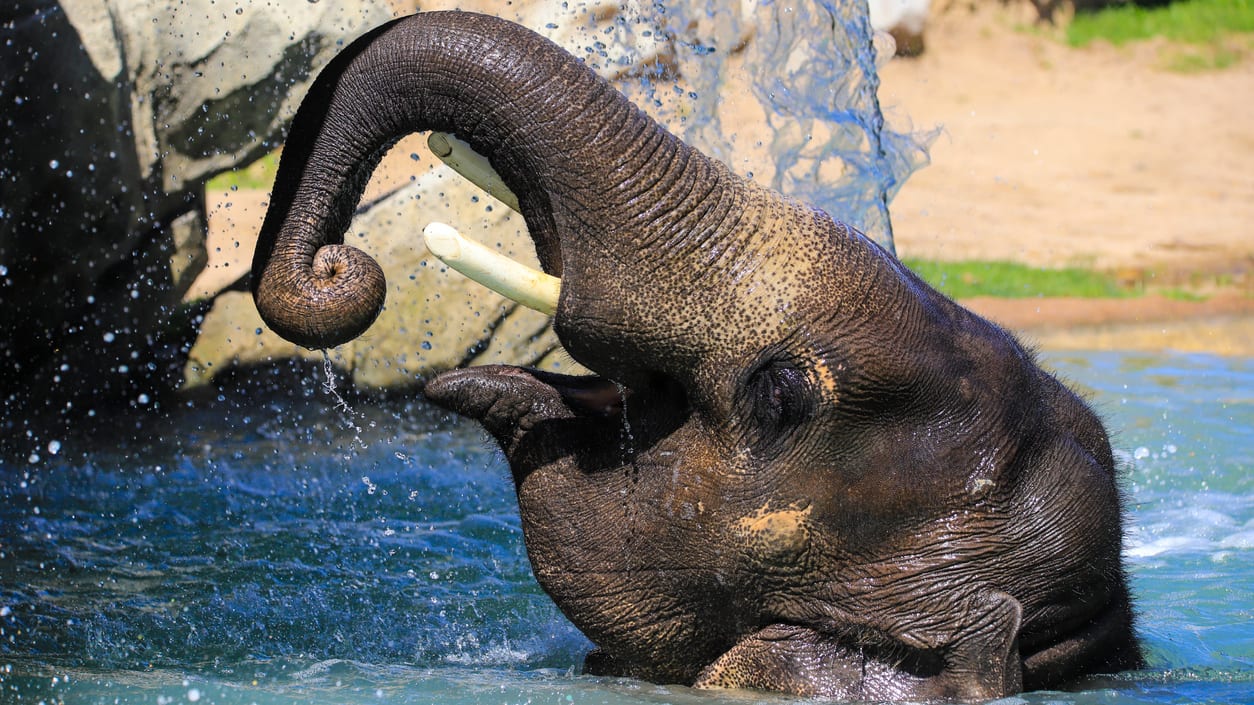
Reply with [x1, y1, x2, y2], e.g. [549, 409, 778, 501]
[427, 132, 522, 213]
[423, 222, 560, 316]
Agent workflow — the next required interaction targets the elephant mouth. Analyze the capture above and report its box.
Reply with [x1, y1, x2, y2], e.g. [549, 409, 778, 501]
[424, 365, 689, 478]
[419, 133, 692, 470]
[425, 366, 623, 427]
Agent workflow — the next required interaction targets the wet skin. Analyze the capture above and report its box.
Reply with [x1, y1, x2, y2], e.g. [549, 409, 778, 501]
[251, 11, 1142, 700]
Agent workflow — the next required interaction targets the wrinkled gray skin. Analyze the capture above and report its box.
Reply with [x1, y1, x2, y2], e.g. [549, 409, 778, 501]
[252, 12, 1141, 700]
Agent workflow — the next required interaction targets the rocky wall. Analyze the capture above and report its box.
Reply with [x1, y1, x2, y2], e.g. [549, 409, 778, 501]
[2, 0, 919, 431]
[0, 0, 392, 430]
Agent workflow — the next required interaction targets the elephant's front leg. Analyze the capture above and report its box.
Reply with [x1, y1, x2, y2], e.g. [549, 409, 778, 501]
[693, 591, 1024, 701]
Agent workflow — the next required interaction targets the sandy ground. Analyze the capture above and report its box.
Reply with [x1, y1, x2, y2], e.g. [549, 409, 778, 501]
[880, 4, 1253, 279]
[873, 3, 1253, 353]
[201, 4, 1253, 356]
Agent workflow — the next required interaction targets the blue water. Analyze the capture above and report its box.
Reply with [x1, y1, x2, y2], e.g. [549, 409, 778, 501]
[1, 350, 1250, 704]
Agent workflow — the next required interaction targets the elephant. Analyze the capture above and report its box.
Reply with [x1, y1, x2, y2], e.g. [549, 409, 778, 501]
[251, 11, 1142, 700]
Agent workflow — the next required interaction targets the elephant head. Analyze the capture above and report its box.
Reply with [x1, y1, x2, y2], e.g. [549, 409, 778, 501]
[252, 12, 1141, 700]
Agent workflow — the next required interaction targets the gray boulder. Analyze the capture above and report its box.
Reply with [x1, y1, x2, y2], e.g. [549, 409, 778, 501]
[188, 0, 926, 392]
[185, 1, 675, 391]
[1, 0, 922, 429]
[0, 0, 391, 428]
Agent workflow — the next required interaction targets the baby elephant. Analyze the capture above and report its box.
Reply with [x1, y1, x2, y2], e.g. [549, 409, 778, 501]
[251, 11, 1141, 700]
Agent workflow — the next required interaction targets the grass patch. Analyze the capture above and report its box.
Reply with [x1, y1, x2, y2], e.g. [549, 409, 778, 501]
[206, 151, 280, 192]
[1162, 41, 1247, 71]
[902, 259, 1132, 299]
[1066, 0, 1254, 47]
[1156, 287, 1209, 302]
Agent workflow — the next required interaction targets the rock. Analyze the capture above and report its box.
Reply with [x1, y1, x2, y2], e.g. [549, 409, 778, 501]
[0, 0, 391, 431]
[185, 170, 574, 390]
[190, 0, 926, 391]
[185, 1, 672, 390]
[2, 0, 921, 417]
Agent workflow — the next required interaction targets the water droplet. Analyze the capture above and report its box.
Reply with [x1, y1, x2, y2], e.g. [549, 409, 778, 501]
[47, 440, 61, 455]
[48, 159, 59, 170]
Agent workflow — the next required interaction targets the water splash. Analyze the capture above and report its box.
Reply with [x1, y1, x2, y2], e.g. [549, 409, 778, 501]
[614, 381, 635, 460]
[745, 1, 935, 250]
[320, 351, 366, 447]
[614, 0, 936, 252]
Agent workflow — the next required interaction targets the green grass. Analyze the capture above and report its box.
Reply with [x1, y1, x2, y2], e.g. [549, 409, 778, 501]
[1064, 0, 1254, 71]
[206, 151, 280, 192]
[1163, 41, 1246, 71]
[902, 259, 1133, 299]
[1066, 0, 1254, 47]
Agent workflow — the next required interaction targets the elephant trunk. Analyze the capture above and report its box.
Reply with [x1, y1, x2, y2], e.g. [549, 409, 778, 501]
[251, 11, 719, 351]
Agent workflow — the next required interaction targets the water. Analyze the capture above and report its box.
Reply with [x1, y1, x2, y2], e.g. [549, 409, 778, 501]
[583, 0, 931, 253]
[1, 350, 1250, 704]
[0, 2, 1242, 703]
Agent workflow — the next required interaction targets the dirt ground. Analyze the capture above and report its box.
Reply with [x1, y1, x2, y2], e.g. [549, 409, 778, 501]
[201, 3, 1253, 356]
[881, 4, 1252, 274]
[874, 3, 1252, 353]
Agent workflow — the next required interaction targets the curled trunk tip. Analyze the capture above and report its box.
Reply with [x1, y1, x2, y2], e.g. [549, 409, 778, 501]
[254, 242, 386, 350]
[250, 10, 691, 350]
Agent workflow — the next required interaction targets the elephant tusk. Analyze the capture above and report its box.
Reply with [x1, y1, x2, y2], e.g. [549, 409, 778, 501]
[423, 222, 560, 316]
[425, 135, 558, 315]
[427, 132, 522, 213]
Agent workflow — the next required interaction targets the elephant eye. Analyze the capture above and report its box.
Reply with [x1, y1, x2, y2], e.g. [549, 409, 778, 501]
[744, 361, 816, 451]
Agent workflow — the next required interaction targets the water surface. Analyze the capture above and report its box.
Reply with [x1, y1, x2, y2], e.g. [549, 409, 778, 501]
[2, 350, 1250, 704]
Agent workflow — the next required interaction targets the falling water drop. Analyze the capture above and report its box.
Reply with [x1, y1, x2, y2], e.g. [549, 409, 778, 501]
[321, 350, 367, 446]
[614, 381, 635, 458]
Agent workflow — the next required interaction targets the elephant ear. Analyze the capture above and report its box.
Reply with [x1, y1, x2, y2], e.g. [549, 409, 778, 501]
[694, 592, 1024, 701]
